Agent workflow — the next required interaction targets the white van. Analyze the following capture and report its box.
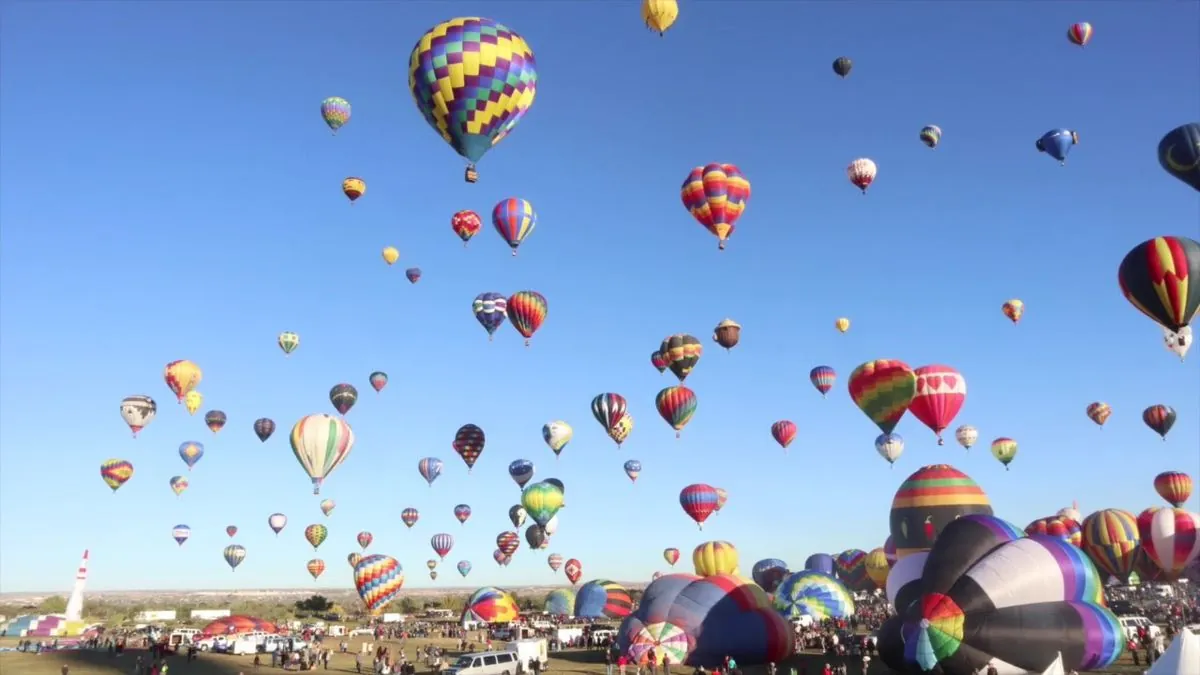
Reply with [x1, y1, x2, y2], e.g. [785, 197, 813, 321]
[1118, 616, 1162, 641]
[230, 632, 272, 655]
[444, 650, 520, 675]
[194, 635, 229, 652]
[170, 628, 201, 646]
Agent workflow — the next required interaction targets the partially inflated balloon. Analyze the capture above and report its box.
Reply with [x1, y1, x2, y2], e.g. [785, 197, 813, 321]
[693, 541, 738, 577]
[408, 18, 537, 182]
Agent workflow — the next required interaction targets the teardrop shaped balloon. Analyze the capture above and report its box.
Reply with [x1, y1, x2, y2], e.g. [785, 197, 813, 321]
[357, 531, 373, 551]
[408, 18, 538, 182]
[655, 385, 697, 438]
[473, 292, 508, 340]
[680, 164, 751, 250]
[809, 366, 836, 397]
[508, 459, 535, 489]
[353, 554, 405, 613]
[454, 504, 472, 525]
[1086, 402, 1112, 427]
[1143, 404, 1177, 440]
[101, 459, 134, 492]
[169, 475, 188, 497]
[401, 508, 419, 529]
[507, 290, 547, 346]
[1154, 471, 1193, 507]
[907, 365, 967, 445]
[418, 457, 444, 486]
[290, 414, 355, 494]
[405, 268, 422, 284]
[320, 96, 351, 133]
[453, 424, 486, 472]
[492, 198, 537, 255]
[542, 421, 573, 457]
[369, 371, 389, 393]
[521, 481, 564, 527]
[253, 418, 275, 442]
[164, 360, 202, 403]
[120, 395, 157, 438]
[307, 558, 326, 580]
[623, 459, 642, 483]
[278, 331, 300, 356]
[204, 410, 227, 434]
[268, 513, 287, 536]
[771, 420, 797, 450]
[847, 359, 917, 435]
[320, 499, 335, 517]
[223, 544, 246, 571]
[305, 524, 328, 550]
[954, 425, 978, 450]
[329, 384, 358, 415]
[451, 210, 483, 245]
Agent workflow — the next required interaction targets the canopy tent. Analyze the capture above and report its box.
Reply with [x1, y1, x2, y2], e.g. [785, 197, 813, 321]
[1146, 628, 1200, 675]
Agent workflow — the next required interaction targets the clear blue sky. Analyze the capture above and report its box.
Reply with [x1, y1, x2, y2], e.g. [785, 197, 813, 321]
[1, 2, 1198, 594]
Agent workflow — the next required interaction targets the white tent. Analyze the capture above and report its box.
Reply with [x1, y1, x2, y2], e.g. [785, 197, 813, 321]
[1039, 652, 1065, 675]
[1146, 628, 1200, 675]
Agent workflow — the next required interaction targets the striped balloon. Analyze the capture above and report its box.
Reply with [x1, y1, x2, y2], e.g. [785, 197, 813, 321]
[775, 570, 855, 620]
[1080, 509, 1140, 582]
[679, 484, 719, 529]
[809, 366, 836, 397]
[1154, 471, 1193, 507]
[507, 291, 547, 346]
[289, 414, 355, 494]
[848, 359, 917, 434]
[492, 198, 537, 254]
[655, 385, 697, 437]
[101, 459, 134, 492]
[693, 540, 739, 577]
[353, 554, 405, 613]
[1139, 507, 1200, 579]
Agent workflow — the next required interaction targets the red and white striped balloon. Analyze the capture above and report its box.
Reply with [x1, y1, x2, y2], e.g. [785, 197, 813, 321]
[1139, 507, 1200, 579]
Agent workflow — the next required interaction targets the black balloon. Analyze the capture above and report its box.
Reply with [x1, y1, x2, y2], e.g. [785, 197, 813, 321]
[1158, 122, 1200, 191]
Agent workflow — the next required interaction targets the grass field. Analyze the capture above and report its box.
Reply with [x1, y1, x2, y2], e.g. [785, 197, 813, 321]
[0, 634, 1152, 675]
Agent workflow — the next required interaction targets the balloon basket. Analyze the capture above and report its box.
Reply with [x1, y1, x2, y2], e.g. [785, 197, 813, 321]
[465, 167, 479, 183]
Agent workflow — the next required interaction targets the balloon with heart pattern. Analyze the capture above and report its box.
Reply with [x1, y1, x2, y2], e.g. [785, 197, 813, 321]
[907, 365, 967, 445]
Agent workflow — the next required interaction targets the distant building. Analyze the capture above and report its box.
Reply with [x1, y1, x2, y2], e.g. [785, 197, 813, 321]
[190, 609, 232, 621]
[135, 610, 178, 622]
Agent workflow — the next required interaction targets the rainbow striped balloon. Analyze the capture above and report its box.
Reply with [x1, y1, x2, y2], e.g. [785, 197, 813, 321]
[354, 554, 405, 613]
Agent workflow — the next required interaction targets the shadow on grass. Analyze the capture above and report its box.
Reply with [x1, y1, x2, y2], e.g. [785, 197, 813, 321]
[5, 647, 361, 674]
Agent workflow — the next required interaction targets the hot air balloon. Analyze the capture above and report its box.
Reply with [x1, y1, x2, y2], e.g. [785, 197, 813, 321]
[548, 553, 564, 572]
[864, 548, 890, 589]
[508, 460, 535, 489]
[431, 533, 454, 559]
[458, 560, 472, 577]
[1155, 471, 1193, 507]
[307, 559, 326, 580]
[226, 525, 238, 538]
[204, 410, 227, 434]
[848, 359, 916, 434]
[357, 531, 373, 551]
[623, 459, 642, 483]
[369, 371, 388, 393]
[178, 441, 204, 470]
[101, 459, 133, 492]
[164, 360, 202, 403]
[651, 351, 668, 374]
[1067, 22, 1093, 47]
[408, 17, 538, 183]
[1036, 129, 1080, 164]
[835, 317, 851, 333]
[805, 554, 835, 576]
[907, 365, 967, 445]
[714, 488, 728, 514]
[382, 246, 400, 265]
[418, 457, 444, 486]
[656, 385, 697, 438]
[223, 545, 246, 571]
[694, 541, 739, 577]
[875, 433, 904, 466]
[1080, 509, 1140, 583]
[473, 292, 508, 340]
[542, 421, 572, 457]
[681, 163, 751, 250]
[406, 268, 422, 284]
[254, 418, 275, 442]
[1118, 236, 1200, 332]
[184, 390, 203, 415]
[1002, 298, 1024, 324]
[320, 499, 335, 517]
[1139, 508, 1200, 579]
[641, 0, 678, 35]
[832, 56, 852, 77]
[290, 414, 355, 494]
[320, 96, 351, 133]
[565, 558, 583, 585]
[846, 159, 876, 194]
[809, 365, 836, 397]
[354, 554, 405, 613]
[1086, 402, 1112, 427]
[454, 504, 472, 524]
[348, 552, 363, 569]
[955, 424, 978, 450]
[608, 414, 634, 446]
[508, 506, 527, 529]
[526, 525, 549, 551]
[492, 198, 537, 255]
[120, 395, 156, 437]
[919, 125, 942, 149]
[889, 464, 993, 562]
[659, 334, 702, 382]
[1157, 123, 1200, 191]
[507, 290, 547, 346]
[329, 384, 358, 415]
[591, 393, 628, 439]
[401, 508, 419, 529]
[451, 210, 483, 245]
[521, 481, 564, 527]
[991, 437, 1018, 469]
[712, 319, 741, 350]
[464, 587, 520, 624]
[169, 476, 188, 497]
[305, 524, 328, 550]
[453, 424, 485, 472]
[770, 420, 797, 451]
[680, 484, 719, 529]
[268, 513, 287, 536]
[664, 548, 680, 567]
[342, 177, 365, 203]
[172, 525, 191, 546]
[278, 331, 300, 355]
[497, 531, 520, 556]
[775, 570, 854, 620]
[877, 515, 1123, 674]
[1143, 404, 1177, 440]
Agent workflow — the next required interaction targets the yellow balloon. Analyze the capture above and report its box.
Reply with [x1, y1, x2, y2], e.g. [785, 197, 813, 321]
[184, 391, 203, 416]
[641, 0, 678, 35]
[164, 360, 202, 402]
[864, 547, 890, 589]
[835, 317, 851, 333]
[692, 540, 738, 577]
[382, 247, 400, 265]
[342, 177, 366, 203]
